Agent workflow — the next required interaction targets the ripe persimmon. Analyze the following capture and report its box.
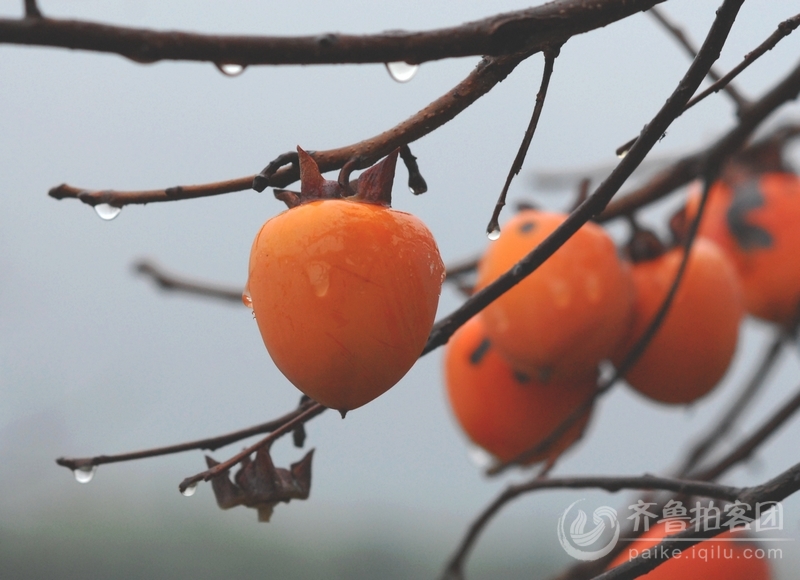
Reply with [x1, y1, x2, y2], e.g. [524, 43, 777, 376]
[608, 521, 771, 580]
[443, 316, 594, 464]
[615, 237, 743, 404]
[475, 210, 634, 383]
[685, 173, 800, 325]
[247, 148, 444, 413]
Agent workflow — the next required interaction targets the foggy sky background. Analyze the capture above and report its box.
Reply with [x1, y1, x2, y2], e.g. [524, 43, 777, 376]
[2, 1, 800, 578]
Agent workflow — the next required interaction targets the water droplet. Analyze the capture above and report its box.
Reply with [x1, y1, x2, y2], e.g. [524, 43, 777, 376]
[487, 227, 501, 241]
[73, 465, 97, 483]
[385, 61, 419, 83]
[242, 284, 253, 309]
[306, 261, 330, 297]
[215, 63, 246, 77]
[94, 203, 121, 221]
[467, 445, 495, 469]
[181, 483, 197, 497]
[616, 149, 629, 159]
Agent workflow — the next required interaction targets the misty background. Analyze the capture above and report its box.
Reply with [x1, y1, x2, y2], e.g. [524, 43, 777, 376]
[2, 1, 800, 578]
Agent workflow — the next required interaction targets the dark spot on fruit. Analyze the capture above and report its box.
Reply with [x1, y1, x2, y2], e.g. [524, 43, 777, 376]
[513, 370, 531, 384]
[469, 338, 491, 365]
[728, 179, 773, 251]
[519, 221, 536, 234]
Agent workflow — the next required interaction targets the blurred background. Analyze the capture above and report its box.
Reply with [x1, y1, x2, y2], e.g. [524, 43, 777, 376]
[2, 1, 800, 578]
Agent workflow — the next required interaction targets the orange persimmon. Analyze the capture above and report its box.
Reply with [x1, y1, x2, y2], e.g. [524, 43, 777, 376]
[608, 521, 771, 580]
[443, 316, 594, 464]
[247, 148, 444, 413]
[615, 238, 743, 404]
[475, 210, 634, 383]
[685, 173, 800, 324]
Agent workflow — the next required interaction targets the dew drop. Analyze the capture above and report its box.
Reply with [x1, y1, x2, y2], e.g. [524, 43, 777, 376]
[242, 284, 253, 309]
[73, 465, 97, 483]
[467, 445, 496, 470]
[306, 262, 330, 297]
[487, 227, 501, 241]
[385, 61, 419, 83]
[94, 203, 121, 221]
[617, 149, 629, 159]
[181, 483, 197, 497]
[215, 63, 246, 77]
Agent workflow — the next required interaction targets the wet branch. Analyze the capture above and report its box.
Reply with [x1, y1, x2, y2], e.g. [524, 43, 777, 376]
[55, 399, 319, 473]
[134, 260, 244, 304]
[486, 47, 559, 235]
[1, 0, 663, 66]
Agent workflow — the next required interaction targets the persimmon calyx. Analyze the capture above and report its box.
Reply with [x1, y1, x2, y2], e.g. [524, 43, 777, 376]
[274, 147, 400, 209]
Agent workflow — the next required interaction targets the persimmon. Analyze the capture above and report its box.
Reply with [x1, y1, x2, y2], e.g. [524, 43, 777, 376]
[608, 521, 771, 580]
[475, 210, 634, 383]
[685, 173, 800, 324]
[615, 237, 743, 404]
[247, 148, 444, 413]
[443, 316, 594, 464]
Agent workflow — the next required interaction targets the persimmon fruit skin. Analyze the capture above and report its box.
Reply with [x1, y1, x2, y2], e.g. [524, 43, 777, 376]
[248, 198, 444, 412]
[444, 316, 594, 464]
[475, 210, 634, 382]
[608, 522, 771, 580]
[616, 238, 743, 404]
[687, 173, 800, 324]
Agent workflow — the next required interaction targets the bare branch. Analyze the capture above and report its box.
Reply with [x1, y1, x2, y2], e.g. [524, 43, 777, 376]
[1, 0, 664, 66]
[486, 47, 559, 235]
[134, 259, 244, 304]
[55, 399, 319, 473]
[23, 0, 41, 19]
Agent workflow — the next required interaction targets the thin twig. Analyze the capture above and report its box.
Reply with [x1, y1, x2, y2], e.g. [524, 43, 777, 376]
[0, 0, 664, 65]
[676, 332, 785, 477]
[649, 6, 749, 109]
[441, 473, 747, 579]
[55, 400, 319, 473]
[134, 260, 244, 304]
[486, 47, 559, 235]
[23, 0, 41, 18]
[178, 402, 326, 493]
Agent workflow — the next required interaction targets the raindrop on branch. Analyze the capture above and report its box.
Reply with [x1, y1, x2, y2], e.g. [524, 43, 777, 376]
[181, 483, 198, 497]
[94, 204, 121, 221]
[73, 465, 97, 483]
[385, 62, 419, 83]
[487, 227, 501, 241]
[215, 63, 247, 77]
[467, 446, 496, 470]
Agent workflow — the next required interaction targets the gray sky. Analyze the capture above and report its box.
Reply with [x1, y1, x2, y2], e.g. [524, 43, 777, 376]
[2, 0, 800, 577]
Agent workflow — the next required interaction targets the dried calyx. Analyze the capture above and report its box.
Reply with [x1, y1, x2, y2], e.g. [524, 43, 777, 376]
[624, 215, 667, 262]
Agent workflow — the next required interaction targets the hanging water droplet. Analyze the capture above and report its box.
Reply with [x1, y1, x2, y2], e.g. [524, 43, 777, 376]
[467, 446, 495, 470]
[487, 227, 501, 241]
[73, 465, 97, 483]
[181, 483, 197, 497]
[385, 61, 419, 83]
[306, 261, 330, 297]
[616, 149, 629, 159]
[242, 284, 253, 309]
[215, 63, 246, 77]
[94, 203, 121, 221]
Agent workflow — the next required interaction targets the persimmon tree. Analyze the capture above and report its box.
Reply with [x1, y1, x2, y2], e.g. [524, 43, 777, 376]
[4, 0, 800, 578]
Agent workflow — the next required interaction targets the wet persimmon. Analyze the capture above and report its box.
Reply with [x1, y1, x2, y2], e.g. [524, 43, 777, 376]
[443, 316, 594, 464]
[608, 521, 771, 580]
[685, 173, 800, 325]
[247, 148, 444, 413]
[615, 237, 743, 404]
[475, 210, 634, 383]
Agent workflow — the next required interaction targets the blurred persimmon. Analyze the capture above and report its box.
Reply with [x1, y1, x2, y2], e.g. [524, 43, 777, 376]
[615, 237, 743, 404]
[443, 316, 594, 465]
[475, 210, 634, 383]
[247, 148, 444, 413]
[608, 521, 771, 580]
[684, 173, 800, 325]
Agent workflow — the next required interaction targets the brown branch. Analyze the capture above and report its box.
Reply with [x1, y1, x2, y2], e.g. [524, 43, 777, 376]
[486, 47, 559, 235]
[594, 461, 800, 580]
[649, 6, 749, 109]
[600, 56, 800, 222]
[442, 473, 747, 580]
[0, 0, 664, 66]
[55, 399, 319, 473]
[676, 331, 785, 477]
[178, 402, 326, 494]
[421, 0, 744, 359]
[23, 0, 41, 19]
[134, 259, 244, 304]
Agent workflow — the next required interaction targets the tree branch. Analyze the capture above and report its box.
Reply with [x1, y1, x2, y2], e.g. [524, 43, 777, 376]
[1, 0, 664, 66]
[134, 259, 244, 304]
